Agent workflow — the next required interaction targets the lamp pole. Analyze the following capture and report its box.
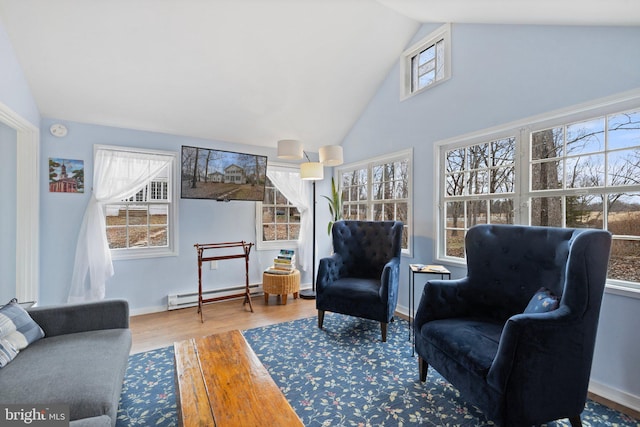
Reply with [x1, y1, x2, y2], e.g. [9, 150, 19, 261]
[300, 180, 316, 299]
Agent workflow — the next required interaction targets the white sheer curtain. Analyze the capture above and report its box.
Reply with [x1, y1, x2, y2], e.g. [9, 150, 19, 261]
[68, 148, 171, 302]
[267, 168, 313, 273]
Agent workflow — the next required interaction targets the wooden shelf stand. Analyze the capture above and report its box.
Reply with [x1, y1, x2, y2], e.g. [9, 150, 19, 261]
[194, 241, 254, 322]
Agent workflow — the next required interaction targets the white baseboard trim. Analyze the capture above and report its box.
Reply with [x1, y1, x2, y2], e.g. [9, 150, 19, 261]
[130, 305, 167, 316]
[589, 379, 640, 413]
[129, 282, 314, 317]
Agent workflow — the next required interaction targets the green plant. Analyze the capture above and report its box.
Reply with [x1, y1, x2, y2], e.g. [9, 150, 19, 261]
[322, 177, 343, 235]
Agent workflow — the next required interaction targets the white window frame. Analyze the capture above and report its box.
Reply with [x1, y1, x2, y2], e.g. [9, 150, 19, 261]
[102, 145, 179, 261]
[401, 23, 451, 101]
[435, 89, 640, 294]
[336, 148, 413, 256]
[255, 163, 301, 251]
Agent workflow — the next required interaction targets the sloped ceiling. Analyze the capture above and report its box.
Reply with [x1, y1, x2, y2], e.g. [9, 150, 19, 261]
[0, 1, 638, 151]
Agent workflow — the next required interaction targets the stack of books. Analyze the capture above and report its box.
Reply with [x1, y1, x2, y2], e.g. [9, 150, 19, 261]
[265, 249, 296, 275]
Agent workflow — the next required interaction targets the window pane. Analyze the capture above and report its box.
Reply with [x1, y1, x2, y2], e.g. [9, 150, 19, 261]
[396, 202, 408, 224]
[566, 194, 604, 228]
[530, 196, 563, 227]
[275, 208, 287, 223]
[150, 226, 168, 247]
[608, 149, 640, 187]
[275, 224, 288, 241]
[435, 39, 444, 80]
[467, 170, 489, 194]
[446, 148, 466, 172]
[607, 193, 640, 235]
[532, 127, 564, 160]
[128, 207, 148, 225]
[445, 229, 465, 258]
[445, 201, 464, 229]
[609, 239, 640, 283]
[566, 154, 605, 188]
[566, 118, 605, 155]
[418, 44, 435, 65]
[531, 160, 563, 190]
[150, 205, 168, 225]
[105, 206, 126, 226]
[263, 224, 275, 241]
[491, 166, 514, 193]
[467, 200, 488, 227]
[492, 137, 516, 164]
[128, 226, 148, 247]
[468, 144, 489, 169]
[263, 206, 274, 223]
[106, 227, 127, 249]
[490, 199, 514, 224]
[608, 110, 640, 151]
[394, 181, 408, 198]
[446, 173, 465, 196]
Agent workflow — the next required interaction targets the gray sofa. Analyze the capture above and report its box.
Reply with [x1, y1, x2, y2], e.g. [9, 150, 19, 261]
[0, 299, 132, 427]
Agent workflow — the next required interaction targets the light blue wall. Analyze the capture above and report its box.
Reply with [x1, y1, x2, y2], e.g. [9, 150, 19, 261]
[0, 18, 39, 303]
[0, 122, 17, 302]
[342, 23, 640, 407]
[0, 19, 40, 126]
[39, 118, 329, 312]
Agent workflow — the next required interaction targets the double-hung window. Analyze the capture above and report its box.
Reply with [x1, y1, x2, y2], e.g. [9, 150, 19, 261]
[338, 149, 412, 254]
[103, 146, 178, 260]
[256, 166, 302, 250]
[437, 94, 640, 290]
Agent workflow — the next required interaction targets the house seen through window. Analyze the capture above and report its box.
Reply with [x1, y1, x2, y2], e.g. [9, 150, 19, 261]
[103, 148, 177, 259]
[260, 177, 301, 244]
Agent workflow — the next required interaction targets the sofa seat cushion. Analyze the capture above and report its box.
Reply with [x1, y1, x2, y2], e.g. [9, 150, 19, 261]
[0, 328, 131, 423]
[420, 317, 503, 377]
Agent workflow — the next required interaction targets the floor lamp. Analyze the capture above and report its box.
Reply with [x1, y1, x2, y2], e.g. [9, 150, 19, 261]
[277, 140, 343, 300]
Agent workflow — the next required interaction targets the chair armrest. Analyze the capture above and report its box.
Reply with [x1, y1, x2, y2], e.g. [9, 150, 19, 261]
[414, 277, 473, 331]
[487, 306, 586, 394]
[27, 299, 130, 337]
[378, 257, 400, 298]
[316, 253, 343, 292]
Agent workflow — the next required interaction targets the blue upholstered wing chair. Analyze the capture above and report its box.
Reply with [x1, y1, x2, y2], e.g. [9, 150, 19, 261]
[414, 224, 612, 427]
[316, 220, 403, 342]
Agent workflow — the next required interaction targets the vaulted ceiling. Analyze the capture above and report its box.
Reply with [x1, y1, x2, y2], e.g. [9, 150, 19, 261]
[1, 0, 638, 152]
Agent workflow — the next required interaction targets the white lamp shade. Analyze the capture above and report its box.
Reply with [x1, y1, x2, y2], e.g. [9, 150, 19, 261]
[277, 139, 304, 160]
[300, 162, 324, 180]
[319, 145, 343, 166]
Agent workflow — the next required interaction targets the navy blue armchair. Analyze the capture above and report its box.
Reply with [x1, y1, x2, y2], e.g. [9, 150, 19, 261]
[414, 224, 612, 427]
[316, 220, 403, 342]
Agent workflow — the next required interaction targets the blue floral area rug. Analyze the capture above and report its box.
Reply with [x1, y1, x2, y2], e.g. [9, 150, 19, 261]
[116, 315, 640, 426]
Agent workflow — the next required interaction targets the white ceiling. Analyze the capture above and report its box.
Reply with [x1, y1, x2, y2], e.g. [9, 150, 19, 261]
[1, 1, 638, 152]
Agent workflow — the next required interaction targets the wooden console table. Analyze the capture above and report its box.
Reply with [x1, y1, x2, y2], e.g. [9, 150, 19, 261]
[194, 241, 254, 322]
[174, 330, 303, 427]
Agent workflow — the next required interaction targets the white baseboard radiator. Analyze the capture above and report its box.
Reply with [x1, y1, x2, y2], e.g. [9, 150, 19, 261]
[167, 283, 262, 310]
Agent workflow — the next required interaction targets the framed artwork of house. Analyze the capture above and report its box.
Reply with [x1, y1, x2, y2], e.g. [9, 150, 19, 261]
[49, 158, 84, 193]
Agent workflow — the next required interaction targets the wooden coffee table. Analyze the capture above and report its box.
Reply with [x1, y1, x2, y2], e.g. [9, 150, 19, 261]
[174, 330, 303, 427]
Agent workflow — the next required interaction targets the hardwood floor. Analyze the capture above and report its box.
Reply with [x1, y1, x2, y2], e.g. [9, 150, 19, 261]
[129, 295, 316, 354]
[129, 297, 640, 421]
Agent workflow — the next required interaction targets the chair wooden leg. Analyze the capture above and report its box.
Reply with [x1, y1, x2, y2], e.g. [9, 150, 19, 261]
[418, 357, 428, 382]
[568, 415, 582, 427]
[381, 322, 387, 342]
[318, 310, 324, 329]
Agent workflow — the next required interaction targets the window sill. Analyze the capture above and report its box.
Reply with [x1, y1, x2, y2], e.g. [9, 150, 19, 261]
[605, 283, 640, 300]
[111, 248, 178, 261]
